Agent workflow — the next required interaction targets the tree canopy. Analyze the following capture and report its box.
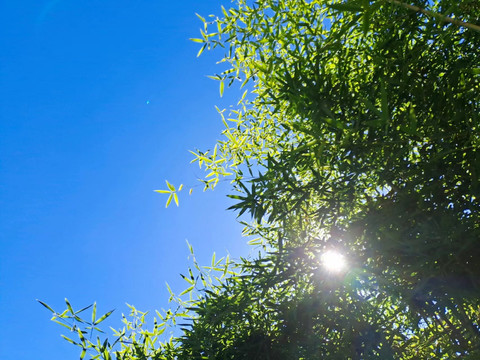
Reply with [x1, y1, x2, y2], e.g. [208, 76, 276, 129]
[42, 0, 480, 359]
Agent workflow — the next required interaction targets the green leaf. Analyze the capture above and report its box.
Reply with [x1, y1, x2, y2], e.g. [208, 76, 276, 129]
[52, 319, 72, 330]
[173, 192, 179, 206]
[154, 189, 171, 194]
[166, 180, 175, 192]
[180, 273, 194, 285]
[91, 302, 96, 324]
[65, 298, 74, 314]
[187, 240, 193, 254]
[37, 300, 55, 313]
[75, 304, 93, 314]
[211, 252, 216, 267]
[361, 97, 382, 119]
[58, 309, 69, 318]
[179, 285, 195, 296]
[94, 310, 114, 325]
[166, 194, 173, 208]
[219, 81, 225, 97]
[77, 327, 85, 342]
[80, 347, 87, 360]
[61, 335, 79, 346]
[165, 282, 174, 299]
[195, 13, 205, 23]
[197, 43, 207, 57]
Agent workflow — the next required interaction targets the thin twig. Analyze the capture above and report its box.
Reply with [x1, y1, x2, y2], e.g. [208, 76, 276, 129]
[387, 0, 480, 33]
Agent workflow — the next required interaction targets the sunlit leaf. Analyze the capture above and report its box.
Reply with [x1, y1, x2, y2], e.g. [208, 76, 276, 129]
[37, 300, 55, 313]
[94, 310, 114, 325]
[166, 194, 173, 208]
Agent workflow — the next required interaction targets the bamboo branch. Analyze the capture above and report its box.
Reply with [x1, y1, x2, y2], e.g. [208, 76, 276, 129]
[387, 0, 480, 33]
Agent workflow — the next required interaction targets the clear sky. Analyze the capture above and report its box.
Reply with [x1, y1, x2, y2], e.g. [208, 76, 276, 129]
[0, 1, 250, 358]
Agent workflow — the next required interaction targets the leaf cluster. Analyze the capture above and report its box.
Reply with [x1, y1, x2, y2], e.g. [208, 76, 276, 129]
[43, 0, 480, 358]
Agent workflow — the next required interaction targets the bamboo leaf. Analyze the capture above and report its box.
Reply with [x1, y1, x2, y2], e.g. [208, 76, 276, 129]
[61, 335, 79, 345]
[75, 304, 93, 315]
[166, 194, 173, 208]
[179, 285, 195, 296]
[65, 298, 74, 314]
[219, 81, 225, 97]
[166, 180, 175, 192]
[94, 310, 114, 325]
[37, 300, 55, 313]
[197, 43, 207, 57]
[91, 302, 96, 324]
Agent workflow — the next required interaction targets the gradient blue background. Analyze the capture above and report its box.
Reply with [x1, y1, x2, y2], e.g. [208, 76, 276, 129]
[0, 1, 250, 358]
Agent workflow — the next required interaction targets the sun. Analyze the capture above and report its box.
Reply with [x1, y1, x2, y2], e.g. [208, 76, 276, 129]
[320, 250, 347, 273]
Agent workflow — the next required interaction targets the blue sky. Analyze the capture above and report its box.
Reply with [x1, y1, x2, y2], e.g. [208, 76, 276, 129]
[0, 1, 251, 358]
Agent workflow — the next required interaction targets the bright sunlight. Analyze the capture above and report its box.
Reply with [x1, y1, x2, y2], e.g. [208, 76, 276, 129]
[320, 250, 347, 273]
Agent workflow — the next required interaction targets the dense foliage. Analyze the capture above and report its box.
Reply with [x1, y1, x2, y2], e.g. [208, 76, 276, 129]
[42, 0, 480, 358]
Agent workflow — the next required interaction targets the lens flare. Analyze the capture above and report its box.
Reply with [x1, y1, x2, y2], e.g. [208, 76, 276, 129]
[321, 250, 347, 273]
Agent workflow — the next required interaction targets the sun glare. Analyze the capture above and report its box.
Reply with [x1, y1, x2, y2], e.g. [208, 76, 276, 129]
[321, 250, 347, 273]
